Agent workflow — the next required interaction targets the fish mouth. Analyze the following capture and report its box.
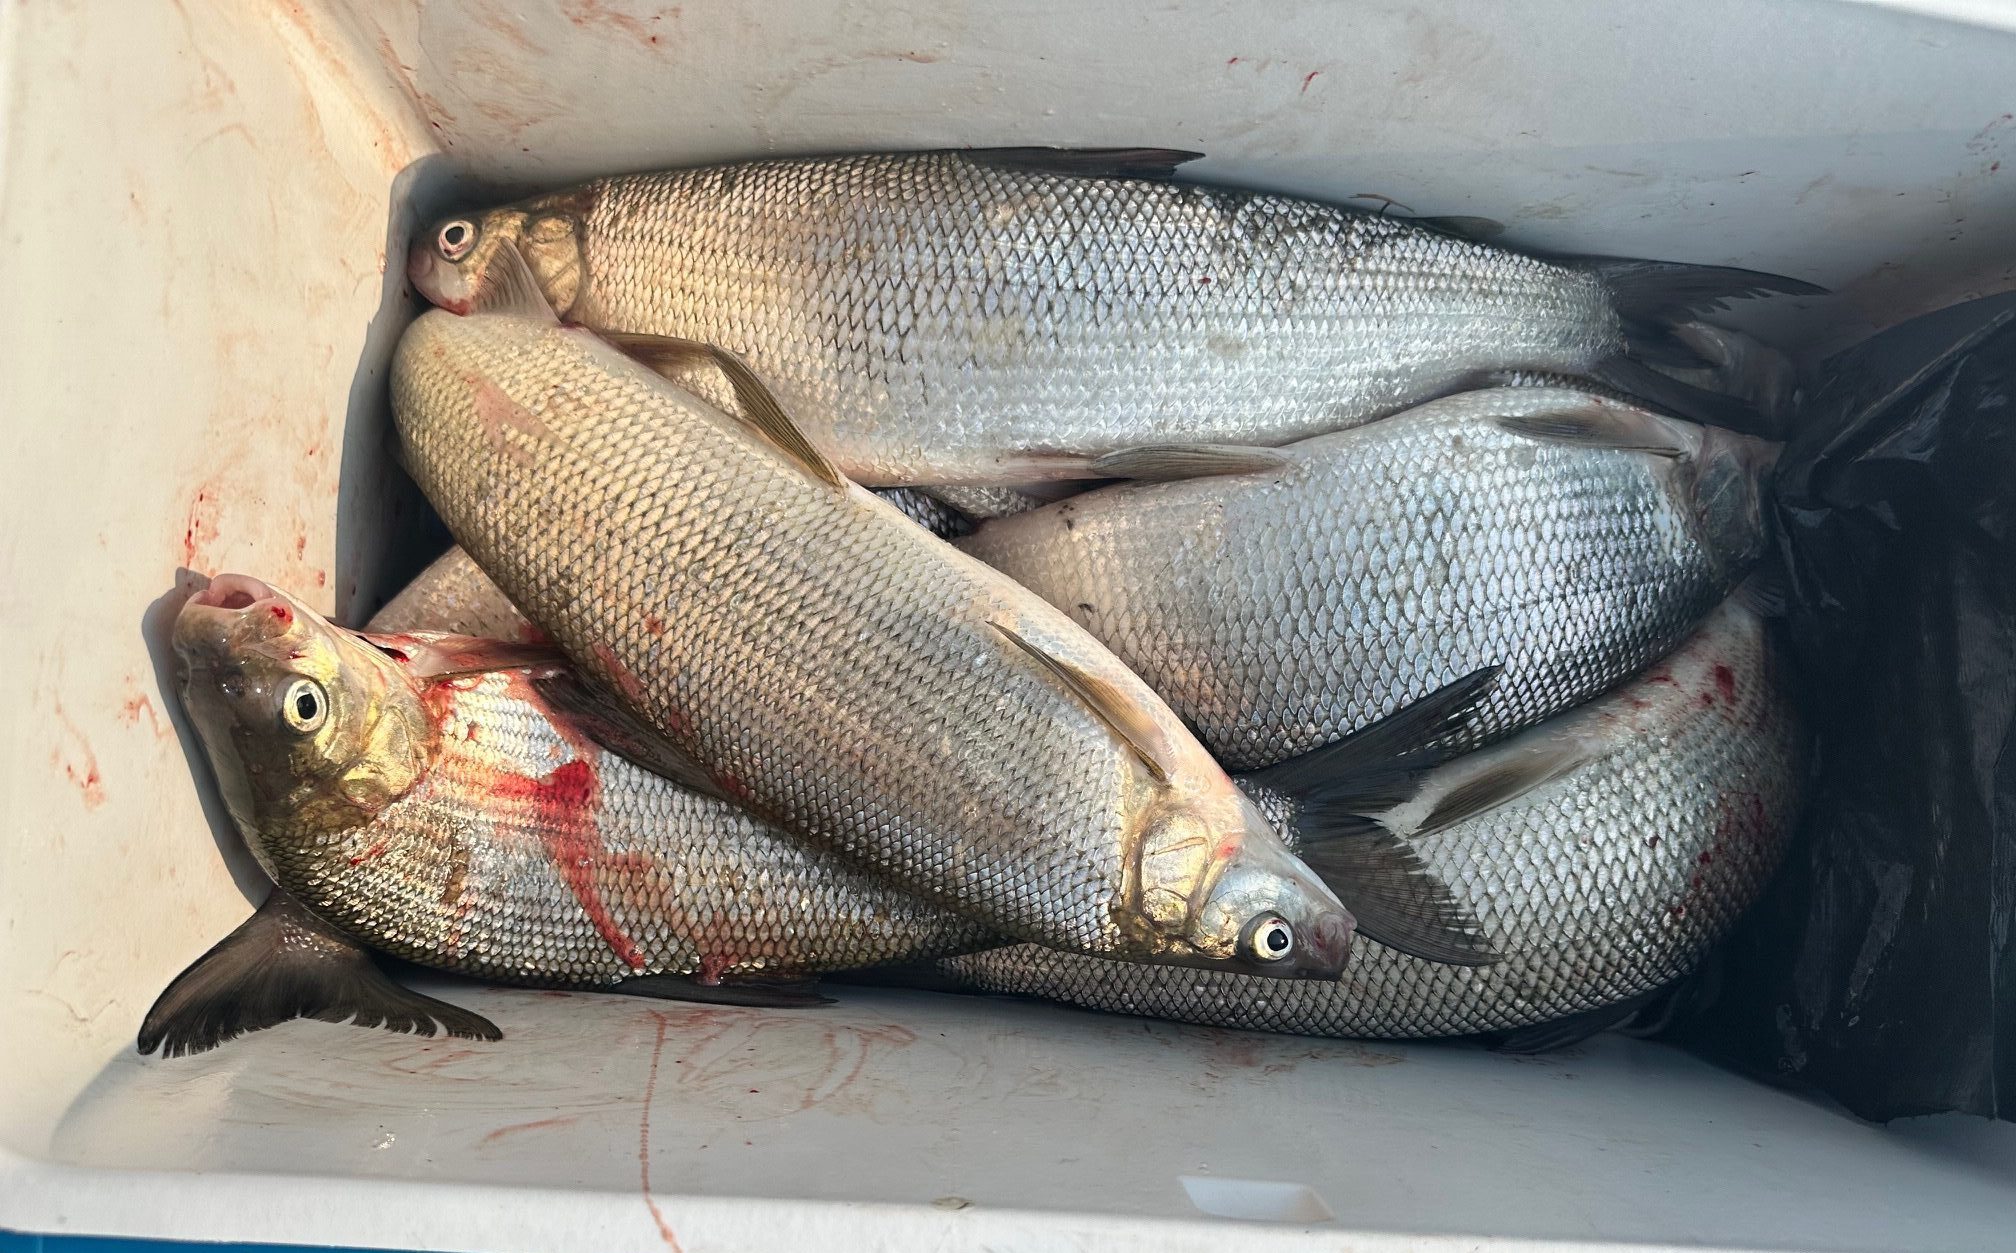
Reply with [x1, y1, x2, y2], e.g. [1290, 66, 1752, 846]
[407, 241, 473, 315]
[175, 574, 299, 660]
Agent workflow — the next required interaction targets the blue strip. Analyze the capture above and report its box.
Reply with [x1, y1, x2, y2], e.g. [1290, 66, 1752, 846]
[0, 1234, 395, 1253]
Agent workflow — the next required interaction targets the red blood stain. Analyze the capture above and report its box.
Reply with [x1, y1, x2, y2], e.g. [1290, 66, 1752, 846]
[468, 376, 553, 465]
[1227, 55, 1242, 65]
[643, 614, 667, 636]
[53, 705, 106, 810]
[518, 623, 556, 646]
[697, 953, 733, 985]
[294, 534, 307, 558]
[118, 688, 166, 738]
[1699, 692, 1714, 708]
[715, 771, 753, 803]
[638, 1010, 684, 1252]
[563, 0, 665, 45]
[593, 643, 651, 708]
[182, 488, 219, 566]
[498, 758, 647, 970]
[1994, 161, 2003, 173]
[315, 569, 328, 588]
[270, 603, 293, 625]
[481, 1114, 578, 1145]
[1712, 664, 1736, 703]
[1301, 69, 1321, 93]
[348, 837, 392, 866]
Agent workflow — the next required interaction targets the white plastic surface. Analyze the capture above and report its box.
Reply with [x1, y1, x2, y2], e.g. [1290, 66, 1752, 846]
[3, 2, 2016, 1250]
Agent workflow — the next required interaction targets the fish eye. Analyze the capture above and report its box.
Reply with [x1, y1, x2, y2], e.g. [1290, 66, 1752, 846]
[280, 677, 328, 734]
[1243, 914, 1295, 963]
[437, 219, 477, 261]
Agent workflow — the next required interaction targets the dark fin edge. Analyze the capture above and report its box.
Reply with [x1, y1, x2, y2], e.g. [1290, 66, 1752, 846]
[1495, 400, 1693, 458]
[137, 890, 500, 1058]
[1296, 818, 1499, 965]
[528, 669, 735, 803]
[957, 147, 1204, 180]
[989, 619, 1180, 783]
[1087, 444, 1290, 482]
[601, 331, 847, 488]
[609, 973, 833, 1008]
[1241, 669, 1504, 965]
[1482, 988, 1666, 1054]
[1416, 746, 1587, 837]
[1591, 356, 1781, 440]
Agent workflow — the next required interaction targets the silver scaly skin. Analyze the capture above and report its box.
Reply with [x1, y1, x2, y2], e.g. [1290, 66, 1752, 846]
[390, 306, 1353, 978]
[958, 386, 1775, 770]
[172, 577, 998, 987]
[941, 598, 1803, 1038]
[410, 151, 1630, 486]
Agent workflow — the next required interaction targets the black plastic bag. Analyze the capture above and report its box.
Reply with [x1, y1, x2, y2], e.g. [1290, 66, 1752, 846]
[1669, 292, 2016, 1122]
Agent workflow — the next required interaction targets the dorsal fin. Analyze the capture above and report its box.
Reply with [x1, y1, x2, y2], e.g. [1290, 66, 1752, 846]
[989, 618, 1180, 783]
[957, 147, 1203, 180]
[602, 332, 846, 488]
[471, 238, 559, 323]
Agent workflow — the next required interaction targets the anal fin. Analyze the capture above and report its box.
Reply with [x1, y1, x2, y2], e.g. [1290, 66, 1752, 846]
[138, 890, 501, 1057]
[610, 973, 833, 1008]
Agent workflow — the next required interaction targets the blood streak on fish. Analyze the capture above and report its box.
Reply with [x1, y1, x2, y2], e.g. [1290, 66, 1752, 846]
[269, 603, 293, 625]
[349, 836, 392, 866]
[1712, 664, 1737, 703]
[696, 953, 733, 985]
[495, 757, 647, 969]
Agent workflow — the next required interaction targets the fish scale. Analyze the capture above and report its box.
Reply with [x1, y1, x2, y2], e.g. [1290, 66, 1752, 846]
[942, 598, 1802, 1038]
[957, 386, 1770, 769]
[237, 662, 998, 986]
[392, 306, 1351, 974]
[531, 153, 1618, 484]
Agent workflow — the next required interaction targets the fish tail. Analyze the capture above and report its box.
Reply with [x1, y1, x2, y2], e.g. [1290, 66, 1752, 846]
[1582, 258, 1824, 437]
[137, 889, 500, 1057]
[1238, 669, 1504, 967]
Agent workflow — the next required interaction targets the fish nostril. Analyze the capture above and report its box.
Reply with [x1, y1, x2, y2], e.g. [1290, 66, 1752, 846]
[191, 573, 280, 613]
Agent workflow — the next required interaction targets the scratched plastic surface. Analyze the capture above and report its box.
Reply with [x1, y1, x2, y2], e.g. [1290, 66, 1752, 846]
[9, 1, 2016, 1251]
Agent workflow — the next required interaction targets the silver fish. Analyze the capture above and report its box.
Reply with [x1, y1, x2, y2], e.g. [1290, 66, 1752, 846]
[143, 576, 1003, 1055]
[957, 385, 1775, 769]
[390, 293, 1355, 978]
[407, 148, 1816, 486]
[938, 596, 1803, 1039]
[368, 546, 540, 639]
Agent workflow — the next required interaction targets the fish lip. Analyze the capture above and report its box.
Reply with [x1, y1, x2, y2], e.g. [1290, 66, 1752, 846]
[407, 241, 474, 315]
[174, 574, 294, 662]
[188, 573, 280, 612]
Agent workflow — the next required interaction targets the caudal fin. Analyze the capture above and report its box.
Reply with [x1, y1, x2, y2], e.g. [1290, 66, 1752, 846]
[138, 890, 500, 1057]
[1239, 669, 1504, 966]
[1582, 258, 1823, 436]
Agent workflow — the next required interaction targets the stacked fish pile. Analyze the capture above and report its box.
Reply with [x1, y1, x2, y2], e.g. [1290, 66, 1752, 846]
[143, 149, 1810, 1058]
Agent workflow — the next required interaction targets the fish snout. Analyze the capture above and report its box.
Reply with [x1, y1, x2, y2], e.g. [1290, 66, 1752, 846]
[407, 240, 473, 315]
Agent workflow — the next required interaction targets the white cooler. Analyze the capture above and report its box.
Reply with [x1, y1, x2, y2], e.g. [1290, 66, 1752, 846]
[3, 1, 2014, 1249]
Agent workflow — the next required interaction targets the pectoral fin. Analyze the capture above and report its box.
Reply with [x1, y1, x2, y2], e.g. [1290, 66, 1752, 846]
[602, 332, 846, 488]
[358, 630, 566, 680]
[1497, 400, 1694, 458]
[990, 618, 1180, 784]
[531, 669, 733, 803]
[1088, 444, 1290, 481]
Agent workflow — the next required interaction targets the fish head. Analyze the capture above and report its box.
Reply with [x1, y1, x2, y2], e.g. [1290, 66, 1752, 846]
[1134, 790, 1355, 979]
[1688, 428, 1778, 573]
[173, 575, 435, 869]
[410, 189, 594, 319]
